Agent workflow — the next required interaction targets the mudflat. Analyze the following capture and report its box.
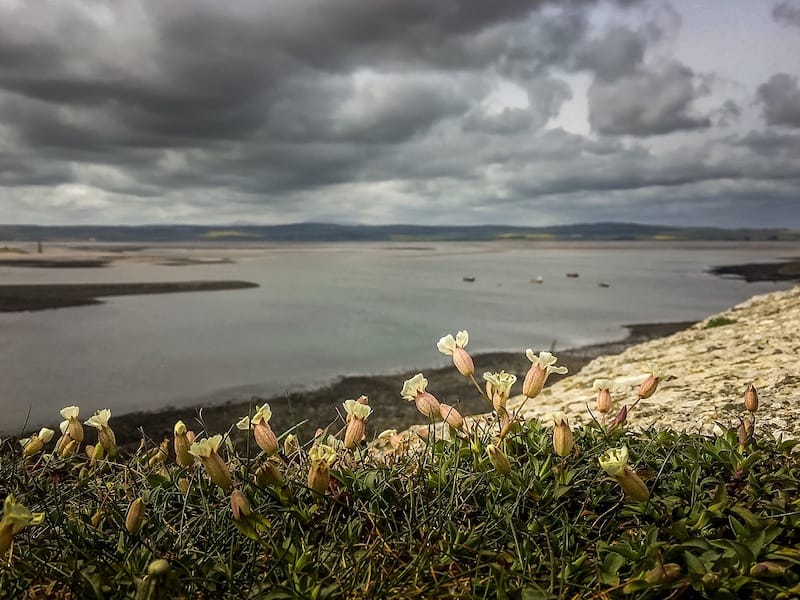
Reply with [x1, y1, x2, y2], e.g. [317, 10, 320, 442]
[0, 281, 259, 312]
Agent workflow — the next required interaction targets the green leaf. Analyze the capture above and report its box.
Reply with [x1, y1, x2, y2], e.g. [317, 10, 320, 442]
[729, 506, 765, 530]
[599, 553, 626, 585]
[683, 551, 706, 575]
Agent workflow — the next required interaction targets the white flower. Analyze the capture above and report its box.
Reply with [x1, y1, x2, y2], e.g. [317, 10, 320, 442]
[525, 350, 568, 375]
[174, 420, 187, 436]
[59, 406, 80, 434]
[551, 412, 568, 427]
[599, 446, 629, 477]
[437, 330, 469, 355]
[85, 409, 112, 430]
[401, 373, 429, 401]
[592, 379, 615, 391]
[251, 404, 272, 425]
[188, 434, 223, 458]
[309, 443, 337, 465]
[483, 371, 517, 394]
[646, 362, 666, 379]
[237, 403, 272, 431]
[343, 399, 373, 420]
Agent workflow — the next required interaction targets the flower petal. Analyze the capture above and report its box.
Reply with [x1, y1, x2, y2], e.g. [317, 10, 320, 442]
[455, 330, 469, 348]
[60, 405, 79, 420]
[437, 334, 456, 355]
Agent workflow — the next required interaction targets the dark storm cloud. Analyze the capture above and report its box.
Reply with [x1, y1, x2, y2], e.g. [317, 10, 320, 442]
[756, 73, 800, 127]
[773, 1, 800, 27]
[0, 0, 798, 227]
[587, 61, 711, 135]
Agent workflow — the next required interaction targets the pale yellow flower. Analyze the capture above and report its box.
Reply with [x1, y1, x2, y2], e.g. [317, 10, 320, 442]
[525, 350, 568, 375]
[20, 428, 55, 456]
[85, 409, 112, 430]
[599, 446, 629, 477]
[401, 373, 429, 401]
[309, 443, 337, 466]
[592, 379, 615, 391]
[483, 371, 517, 396]
[188, 434, 223, 459]
[343, 399, 373, 420]
[437, 330, 469, 355]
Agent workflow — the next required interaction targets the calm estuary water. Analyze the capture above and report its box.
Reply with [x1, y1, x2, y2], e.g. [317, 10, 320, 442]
[1, 241, 797, 431]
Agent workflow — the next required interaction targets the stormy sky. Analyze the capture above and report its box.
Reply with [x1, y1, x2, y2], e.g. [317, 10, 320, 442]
[1, 1, 799, 227]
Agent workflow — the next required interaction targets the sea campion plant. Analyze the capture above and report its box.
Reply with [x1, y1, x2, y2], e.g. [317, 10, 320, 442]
[1, 329, 798, 598]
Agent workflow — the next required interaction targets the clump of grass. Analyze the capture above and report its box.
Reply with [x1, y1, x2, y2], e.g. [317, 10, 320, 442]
[2, 333, 799, 599]
[703, 316, 738, 329]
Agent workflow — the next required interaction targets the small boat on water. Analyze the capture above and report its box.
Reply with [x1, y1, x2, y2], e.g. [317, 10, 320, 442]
[566, 272, 579, 278]
[598, 282, 611, 288]
[462, 276, 476, 282]
[530, 276, 544, 284]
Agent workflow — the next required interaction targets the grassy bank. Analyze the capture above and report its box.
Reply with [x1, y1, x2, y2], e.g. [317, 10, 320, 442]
[2, 369, 799, 598]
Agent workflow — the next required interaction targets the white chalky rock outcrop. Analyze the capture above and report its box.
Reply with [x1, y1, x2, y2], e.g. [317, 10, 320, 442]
[504, 285, 800, 440]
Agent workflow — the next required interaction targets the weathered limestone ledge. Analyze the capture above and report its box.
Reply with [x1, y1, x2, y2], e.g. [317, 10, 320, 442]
[388, 286, 799, 450]
[500, 285, 800, 440]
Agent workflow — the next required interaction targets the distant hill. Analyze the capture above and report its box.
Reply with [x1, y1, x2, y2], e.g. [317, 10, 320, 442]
[1, 222, 799, 243]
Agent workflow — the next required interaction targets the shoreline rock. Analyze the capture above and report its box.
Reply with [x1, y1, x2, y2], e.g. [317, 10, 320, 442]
[487, 285, 800, 440]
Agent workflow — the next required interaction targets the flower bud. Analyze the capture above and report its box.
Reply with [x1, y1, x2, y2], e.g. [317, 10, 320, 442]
[440, 403, 465, 432]
[125, 498, 145, 535]
[596, 388, 612, 415]
[637, 375, 659, 399]
[230, 490, 252, 521]
[414, 392, 442, 420]
[174, 422, 195, 467]
[98, 427, 117, 458]
[91, 509, 104, 528]
[452, 347, 474, 377]
[749, 561, 786, 578]
[253, 422, 279, 455]
[61, 438, 79, 458]
[523, 364, 546, 399]
[283, 434, 300, 456]
[307, 460, 330, 496]
[552, 412, 574, 457]
[256, 457, 285, 488]
[148, 559, 171, 577]
[617, 469, 650, 502]
[486, 444, 512, 476]
[205, 452, 232, 490]
[343, 418, 366, 450]
[148, 440, 170, 467]
[744, 384, 758, 413]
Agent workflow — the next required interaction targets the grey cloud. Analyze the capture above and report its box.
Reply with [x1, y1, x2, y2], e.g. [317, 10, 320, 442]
[756, 73, 800, 127]
[773, 1, 800, 27]
[0, 0, 798, 228]
[574, 27, 645, 82]
[588, 61, 711, 135]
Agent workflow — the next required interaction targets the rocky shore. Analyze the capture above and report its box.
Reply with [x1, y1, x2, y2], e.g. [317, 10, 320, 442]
[471, 285, 800, 441]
